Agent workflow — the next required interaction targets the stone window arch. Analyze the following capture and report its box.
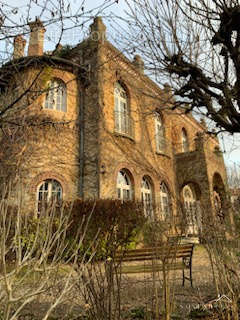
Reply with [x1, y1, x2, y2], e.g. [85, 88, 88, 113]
[117, 169, 133, 200]
[45, 78, 67, 112]
[141, 176, 154, 219]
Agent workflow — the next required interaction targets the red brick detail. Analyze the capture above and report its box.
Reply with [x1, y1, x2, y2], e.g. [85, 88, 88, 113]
[140, 172, 172, 193]
[30, 171, 68, 196]
[114, 77, 132, 105]
[113, 162, 136, 198]
[114, 162, 136, 183]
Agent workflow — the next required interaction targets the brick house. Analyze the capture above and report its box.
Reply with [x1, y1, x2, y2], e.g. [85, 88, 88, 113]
[0, 17, 228, 235]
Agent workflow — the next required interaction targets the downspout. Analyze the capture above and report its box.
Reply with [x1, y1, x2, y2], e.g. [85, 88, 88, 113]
[79, 82, 85, 199]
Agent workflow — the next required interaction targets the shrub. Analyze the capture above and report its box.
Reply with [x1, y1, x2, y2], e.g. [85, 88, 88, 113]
[64, 199, 146, 260]
[1, 199, 145, 264]
[142, 220, 169, 246]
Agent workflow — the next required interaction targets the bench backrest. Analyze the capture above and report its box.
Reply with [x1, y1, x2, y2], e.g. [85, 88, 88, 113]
[115, 243, 194, 262]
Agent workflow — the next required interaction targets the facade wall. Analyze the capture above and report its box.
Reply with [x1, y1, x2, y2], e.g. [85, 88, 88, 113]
[96, 44, 177, 219]
[0, 17, 229, 226]
[0, 65, 80, 208]
[171, 113, 204, 153]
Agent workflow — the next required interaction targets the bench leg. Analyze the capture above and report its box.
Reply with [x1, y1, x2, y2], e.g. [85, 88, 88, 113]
[190, 265, 193, 288]
[182, 268, 193, 287]
[182, 269, 185, 287]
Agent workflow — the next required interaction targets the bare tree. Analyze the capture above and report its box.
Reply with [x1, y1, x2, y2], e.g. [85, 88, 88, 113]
[115, 0, 240, 134]
[0, 183, 99, 320]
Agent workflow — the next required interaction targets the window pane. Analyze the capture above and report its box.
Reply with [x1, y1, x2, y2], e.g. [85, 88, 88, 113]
[44, 80, 66, 112]
[114, 83, 129, 135]
[141, 177, 153, 219]
[160, 183, 171, 219]
[38, 179, 62, 211]
[155, 115, 165, 153]
[123, 189, 130, 200]
[114, 96, 119, 110]
[62, 90, 67, 112]
[117, 188, 121, 199]
[120, 101, 126, 113]
[117, 170, 132, 201]
[56, 87, 61, 111]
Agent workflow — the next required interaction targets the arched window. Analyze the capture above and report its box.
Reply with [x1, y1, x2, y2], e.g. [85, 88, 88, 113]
[182, 128, 189, 152]
[114, 82, 132, 136]
[117, 169, 132, 200]
[155, 113, 165, 153]
[182, 184, 200, 235]
[141, 176, 153, 219]
[38, 179, 62, 205]
[45, 79, 67, 112]
[160, 182, 171, 220]
[182, 185, 195, 210]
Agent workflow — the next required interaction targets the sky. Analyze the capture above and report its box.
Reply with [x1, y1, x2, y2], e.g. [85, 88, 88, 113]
[1, 0, 240, 168]
[220, 134, 240, 168]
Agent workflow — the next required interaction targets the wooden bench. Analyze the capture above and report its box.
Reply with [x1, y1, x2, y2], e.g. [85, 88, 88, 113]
[115, 243, 194, 287]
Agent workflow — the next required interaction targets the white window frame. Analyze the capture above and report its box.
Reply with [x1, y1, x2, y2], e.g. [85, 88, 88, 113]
[182, 184, 201, 234]
[37, 179, 63, 211]
[141, 176, 153, 219]
[182, 185, 196, 212]
[160, 182, 171, 220]
[155, 113, 165, 153]
[117, 170, 132, 200]
[114, 83, 129, 135]
[45, 79, 67, 112]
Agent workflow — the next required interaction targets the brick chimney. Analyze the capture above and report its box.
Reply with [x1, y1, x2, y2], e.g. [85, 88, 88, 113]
[13, 35, 26, 59]
[200, 118, 207, 130]
[28, 18, 46, 56]
[164, 83, 172, 94]
[195, 132, 205, 151]
[89, 17, 106, 43]
[133, 55, 144, 74]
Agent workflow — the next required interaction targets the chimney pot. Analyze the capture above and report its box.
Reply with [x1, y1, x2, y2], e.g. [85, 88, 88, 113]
[200, 118, 207, 129]
[28, 18, 46, 56]
[13, 35, 26, 59]
[89, 17, 106, 43]
[133, 55, 144, 74]
[164, 83, 172, 92]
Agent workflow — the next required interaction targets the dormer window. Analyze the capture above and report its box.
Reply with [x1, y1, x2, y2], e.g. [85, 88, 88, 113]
[45, 79, 67, 112]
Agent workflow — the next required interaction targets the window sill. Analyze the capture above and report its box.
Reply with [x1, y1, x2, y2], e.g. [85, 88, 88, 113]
[114, 131, 135, 142]
[42, 106, 67, 113]
[156, 151, 171, 159]
[176, 150, 191, 155]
